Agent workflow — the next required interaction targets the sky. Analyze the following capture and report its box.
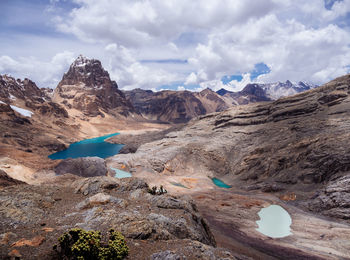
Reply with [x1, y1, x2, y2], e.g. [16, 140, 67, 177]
[0, 0, 350, 91]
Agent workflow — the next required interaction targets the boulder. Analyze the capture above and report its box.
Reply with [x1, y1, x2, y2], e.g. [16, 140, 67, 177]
[55, 157, 108, 177]
[70, 176, 120, 195]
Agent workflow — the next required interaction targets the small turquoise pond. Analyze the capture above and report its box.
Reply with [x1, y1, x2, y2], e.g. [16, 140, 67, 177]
[48, 133, 123, 160]
[111, 167, 132, 179]
[256, 205, 292, 238]
[211, 177, 232, 188]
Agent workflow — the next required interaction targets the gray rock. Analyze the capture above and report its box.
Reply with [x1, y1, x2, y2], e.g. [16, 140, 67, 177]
[76, 192, 124, 209]
[150, 250, 184, 260]
[55, 157, 108, 177]
[308, 175, 350, 219]
[71, 176, 120, 195]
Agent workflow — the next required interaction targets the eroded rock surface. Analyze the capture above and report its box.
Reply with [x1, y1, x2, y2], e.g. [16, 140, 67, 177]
[0, 176, 237, 259]
[308, 175, 350, 219]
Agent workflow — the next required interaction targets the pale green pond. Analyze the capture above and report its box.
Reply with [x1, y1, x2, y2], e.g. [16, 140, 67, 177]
[111, 167, 132, 179]
[256, 205, 292, 238]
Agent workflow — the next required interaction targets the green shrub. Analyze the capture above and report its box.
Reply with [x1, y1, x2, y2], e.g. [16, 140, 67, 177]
[55, 228, 128, 260]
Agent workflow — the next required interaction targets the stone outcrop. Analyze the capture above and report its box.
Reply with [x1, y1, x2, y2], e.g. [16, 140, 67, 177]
[55, 157, 108, 177]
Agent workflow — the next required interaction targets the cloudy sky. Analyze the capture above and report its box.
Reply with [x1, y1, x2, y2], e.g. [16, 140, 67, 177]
[1, 0, 350, 91]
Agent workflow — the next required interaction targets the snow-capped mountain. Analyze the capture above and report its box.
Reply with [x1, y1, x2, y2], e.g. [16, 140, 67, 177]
[260, 80, 317, 100]
[217, 80, 317, 101]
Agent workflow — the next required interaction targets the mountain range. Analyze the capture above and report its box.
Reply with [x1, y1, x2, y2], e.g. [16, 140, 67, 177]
[0, 55, 316, 125]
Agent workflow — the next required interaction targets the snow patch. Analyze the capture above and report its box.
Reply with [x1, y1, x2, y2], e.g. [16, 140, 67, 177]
[9, 94, 16, 100]
[0, 100, 5, 104]
[10, 105, 33, 117]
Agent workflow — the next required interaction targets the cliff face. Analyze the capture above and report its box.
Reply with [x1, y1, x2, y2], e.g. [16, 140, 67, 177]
[54, 55, 135, 117]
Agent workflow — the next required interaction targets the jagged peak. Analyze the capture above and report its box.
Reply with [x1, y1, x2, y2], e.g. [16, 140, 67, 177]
[71, 54, 92, 68]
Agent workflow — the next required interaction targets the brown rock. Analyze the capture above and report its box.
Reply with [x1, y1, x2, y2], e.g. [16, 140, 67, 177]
[11, 236, 45, 247]
[8, 249, 22, 258]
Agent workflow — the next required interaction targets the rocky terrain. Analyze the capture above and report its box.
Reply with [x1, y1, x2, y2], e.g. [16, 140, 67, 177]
[108, 73, 350, 259]
[0, 173, 244, 259]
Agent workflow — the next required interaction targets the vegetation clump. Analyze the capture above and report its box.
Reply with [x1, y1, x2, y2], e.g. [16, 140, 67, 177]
[147, 185, 167, 195]
[54, 228, 128, 260]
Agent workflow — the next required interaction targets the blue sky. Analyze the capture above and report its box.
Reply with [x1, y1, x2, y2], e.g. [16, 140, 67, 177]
[1, 0, 350, 91]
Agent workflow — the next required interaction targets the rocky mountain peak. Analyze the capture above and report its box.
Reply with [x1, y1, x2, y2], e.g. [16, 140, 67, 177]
[241, 84, 266, 97]
[71, 54, 90, 67]
[58, 55, 113, 89]
[54, 55, 136, 117]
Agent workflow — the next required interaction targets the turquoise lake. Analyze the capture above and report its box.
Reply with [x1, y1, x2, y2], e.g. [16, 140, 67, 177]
[211, 177, 232, 188]
[256, 205, 292, 238]
[48, 133, 123, 160]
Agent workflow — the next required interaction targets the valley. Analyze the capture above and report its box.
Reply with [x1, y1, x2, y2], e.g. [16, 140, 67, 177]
[1, 56, 350, 259]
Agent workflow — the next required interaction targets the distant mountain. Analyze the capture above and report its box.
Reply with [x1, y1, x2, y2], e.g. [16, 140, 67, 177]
[261, 80, 316, 99]
[216, 88, 230, 96]
[124, 88, 229, 123]
[53, 55, 135, 117]
[217, 80, 316, 100]
[216, 84, 271, 106]
[125, 80, 317, 123]
[0, 74, 45, 103]
[0, 74, 68, 118]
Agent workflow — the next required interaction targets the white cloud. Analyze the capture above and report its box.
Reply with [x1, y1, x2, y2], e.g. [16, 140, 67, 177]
[0, 51, 75, 88]
[197, 73, 253, 92]
[104, 43, 178, 90]
[189, 11, 350, 85]
[184, 72, 198, 85]
[56, 0, 280, 46]
[2, 0, 350, 90]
